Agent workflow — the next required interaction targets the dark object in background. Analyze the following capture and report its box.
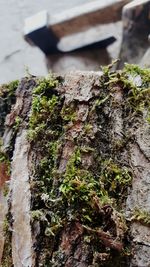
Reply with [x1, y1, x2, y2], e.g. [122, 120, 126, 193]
[25, 25, 116, 55]
[118, 0, 150, 68]
[24, 9, 116, 55]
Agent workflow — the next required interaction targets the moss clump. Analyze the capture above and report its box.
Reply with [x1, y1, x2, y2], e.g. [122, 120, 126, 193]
[100, 159, 132, 206]
[0, 149, 9, 164]
[131, 208, 150, 226]
[28, 76, 62, 142]
[31, 76, 58, 95]
[58, 146, 132, 227]
[0, 80, 19, 98]
[13, 115, 22, 131]
[60, 103, 77, 123]
[102, 62, 150, 123]
[123, 64, 150, 88]
[59, 147, 101, 224]
[121, 64, 150, 121]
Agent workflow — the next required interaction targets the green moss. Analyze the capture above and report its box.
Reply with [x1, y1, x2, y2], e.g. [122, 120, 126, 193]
[29, 71, 132, 226]
[13, 115, 22, 131]
[60, 104, 77, 123]
[80, 145, 95, 153]
[131, 208, 150, 226]
[0, 80, 19, 97]
[83, 123, 93, 133]
[101, 59, 119, 76]
[29, 95, 59, 130]
[0, 150, 8, 163]
[28, 76, 63, 142]
[101, 62, 150, 123]
[32, 76, 58, 95]
[28, 76, 64, 235]
[3, 184, 9, 197]
[122, 64, 150, 118]
[1, 240, 12, 267]
[3, 218, 9, 234]
[100, 159, 132, 205]
[59, 148, 100, 214]
[31, 210, 44, 220]
[58, 147, 131, 225]
[123, 63, 150, 87]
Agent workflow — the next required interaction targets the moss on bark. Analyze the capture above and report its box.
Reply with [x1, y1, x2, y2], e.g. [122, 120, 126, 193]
[0, 64, 149, 266]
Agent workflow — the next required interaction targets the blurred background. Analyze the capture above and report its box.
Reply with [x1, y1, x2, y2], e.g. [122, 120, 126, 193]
[0, 0, 149, 84]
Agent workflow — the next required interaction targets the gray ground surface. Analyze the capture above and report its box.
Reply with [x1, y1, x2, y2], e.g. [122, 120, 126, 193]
[0, 0, 91, 83]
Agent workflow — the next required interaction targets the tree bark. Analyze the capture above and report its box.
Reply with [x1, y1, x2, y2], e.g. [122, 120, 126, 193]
[0, 65, 150, 266]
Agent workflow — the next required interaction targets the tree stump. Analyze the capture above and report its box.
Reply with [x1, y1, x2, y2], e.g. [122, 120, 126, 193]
[0, 64, 150, 266]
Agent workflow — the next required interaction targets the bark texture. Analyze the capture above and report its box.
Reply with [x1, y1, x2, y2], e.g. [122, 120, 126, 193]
[0, 64, 150, 267]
